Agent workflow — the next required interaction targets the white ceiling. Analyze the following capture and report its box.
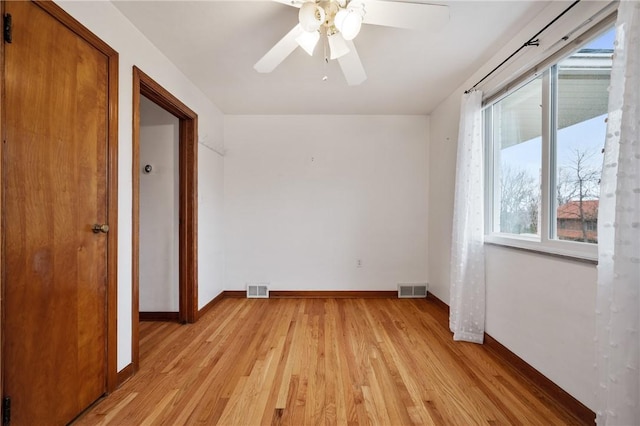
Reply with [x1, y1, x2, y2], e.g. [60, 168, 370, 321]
[112, 0, 550, 115]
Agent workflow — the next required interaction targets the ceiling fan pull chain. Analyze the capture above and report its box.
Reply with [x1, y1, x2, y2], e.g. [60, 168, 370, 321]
[323, 34, 329, 81]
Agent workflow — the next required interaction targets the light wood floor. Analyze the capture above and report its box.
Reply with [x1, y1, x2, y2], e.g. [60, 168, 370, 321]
[75, 297, 586, 425]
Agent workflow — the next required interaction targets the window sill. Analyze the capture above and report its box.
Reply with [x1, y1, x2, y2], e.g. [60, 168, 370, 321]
[484, 234, 598, 265]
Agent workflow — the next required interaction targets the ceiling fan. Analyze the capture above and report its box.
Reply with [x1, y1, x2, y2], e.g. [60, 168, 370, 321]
[254, 0, 449, 86]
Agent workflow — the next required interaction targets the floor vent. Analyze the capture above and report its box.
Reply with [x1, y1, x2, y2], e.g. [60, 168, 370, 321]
[246, 283, 269, 299]
[397, 283, 428, 298]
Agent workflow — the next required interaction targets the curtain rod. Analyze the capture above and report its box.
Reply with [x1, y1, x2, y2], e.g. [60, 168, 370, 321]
[464, 0, 582, 94]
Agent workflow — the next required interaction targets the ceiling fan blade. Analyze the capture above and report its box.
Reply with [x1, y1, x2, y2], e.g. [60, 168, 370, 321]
[362, 1, 449, 30]
[271, 0, 302, 8]
[254, 24, 304, 73]
[337, 40, 367, 86]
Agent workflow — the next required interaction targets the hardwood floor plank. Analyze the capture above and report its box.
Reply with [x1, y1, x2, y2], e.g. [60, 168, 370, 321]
[259, 304, 299, 423]
[138, 389, 179, 426]
[323, 300, 342, 426]
[96, 392, 139, 426]
[304, 302, 326, 425]
[274, 316, 303, 409]
[364, 301, 429, 424]
[74, 298, 591, 426]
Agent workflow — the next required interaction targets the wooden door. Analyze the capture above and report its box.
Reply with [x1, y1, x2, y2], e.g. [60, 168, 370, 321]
[2, 2, 111, 424]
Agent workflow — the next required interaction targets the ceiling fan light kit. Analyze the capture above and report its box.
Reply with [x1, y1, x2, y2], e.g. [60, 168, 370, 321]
[298, 2, 326, 32]
[295, 29, 321, 55]
[334, 4, 365, 41]
[254, 0, 449, 86]
[296, 1, 364, 59]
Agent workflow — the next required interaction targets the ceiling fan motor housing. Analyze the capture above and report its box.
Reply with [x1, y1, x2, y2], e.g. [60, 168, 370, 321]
[300, 0, 364, 37]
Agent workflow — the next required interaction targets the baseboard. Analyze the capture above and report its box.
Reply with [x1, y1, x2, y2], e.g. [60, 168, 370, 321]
[197, 291, 226, 319]
[116, 363, 134, 387]
[223, 290, 246, 298]
[483, 334, 594, 424]
[270, 290, 397, 299]
[139, 312, 179, 322]
[425, 292, 595, 424]
[220, 290, 397, 299]
[426, 292, 450, 313]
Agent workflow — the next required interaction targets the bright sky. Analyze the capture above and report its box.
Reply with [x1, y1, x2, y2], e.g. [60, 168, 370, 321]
[501, 114, 606, 178]
[586, 27, 616, 49]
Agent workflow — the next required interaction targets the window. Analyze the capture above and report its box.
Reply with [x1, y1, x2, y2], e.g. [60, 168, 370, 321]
[484, 25, 615, 259]
[488, 76, 543, 238]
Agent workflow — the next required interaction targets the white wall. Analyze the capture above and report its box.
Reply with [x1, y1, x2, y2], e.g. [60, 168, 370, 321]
[427, 1, 609, 410]
[224, 115, 428, 292]
[485, 246, 597, 408]
[139, 97, 179, 312]
[198, 144, 225, 309]
[427, 93, 459, 303]
[56, 1, 225, 370]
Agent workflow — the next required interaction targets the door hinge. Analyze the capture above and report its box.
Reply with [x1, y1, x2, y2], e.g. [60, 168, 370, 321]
[2, 397, 10, 426]
[4, 14, 12, 44]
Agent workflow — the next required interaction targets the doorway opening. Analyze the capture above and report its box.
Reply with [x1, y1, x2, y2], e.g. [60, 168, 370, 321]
[132, 66, 198, 371]
[139, 96, 180, 321]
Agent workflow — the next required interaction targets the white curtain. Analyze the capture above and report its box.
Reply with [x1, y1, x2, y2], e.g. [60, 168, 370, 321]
[595, 1, 640, 424]
[449, 90, 485, 344]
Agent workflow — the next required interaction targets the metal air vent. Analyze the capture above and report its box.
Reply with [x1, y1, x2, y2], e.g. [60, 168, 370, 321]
[397, 283, 428, 298]
[247, 283, 269, 299]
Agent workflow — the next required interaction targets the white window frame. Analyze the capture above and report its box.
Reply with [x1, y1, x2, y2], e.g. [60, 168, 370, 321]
[483, 18, 615, 262]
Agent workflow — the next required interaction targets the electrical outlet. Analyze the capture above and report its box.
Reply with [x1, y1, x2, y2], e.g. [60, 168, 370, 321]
[357, 259, 363, 268]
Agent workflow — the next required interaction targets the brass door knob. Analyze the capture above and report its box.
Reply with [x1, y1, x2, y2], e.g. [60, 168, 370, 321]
[92, 224, 109, 234]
